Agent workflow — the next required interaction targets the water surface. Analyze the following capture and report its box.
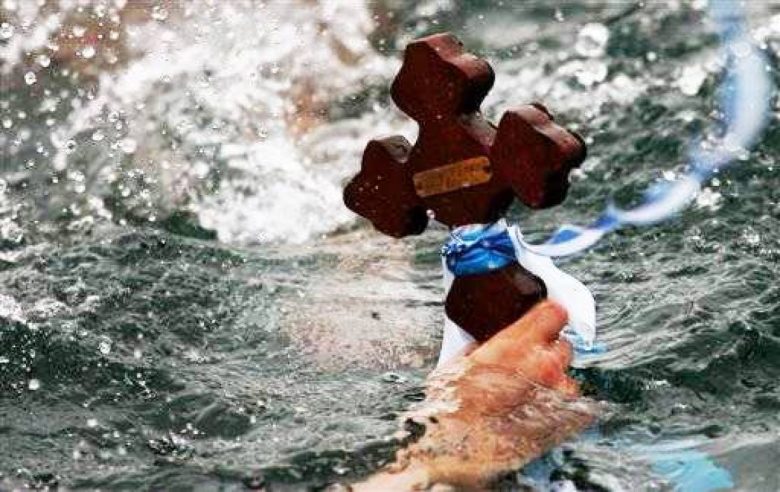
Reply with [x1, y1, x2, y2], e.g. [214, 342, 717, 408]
[1, 1, 779, 490]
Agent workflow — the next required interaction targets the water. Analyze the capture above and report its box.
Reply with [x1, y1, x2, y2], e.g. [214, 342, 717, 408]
[1, 0, 779, 490]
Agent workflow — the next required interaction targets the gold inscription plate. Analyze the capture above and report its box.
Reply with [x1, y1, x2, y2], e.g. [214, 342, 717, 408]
[413, 156, 492, 198]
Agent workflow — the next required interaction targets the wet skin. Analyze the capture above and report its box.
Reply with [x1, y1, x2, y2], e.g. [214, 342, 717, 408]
[353, 301, 598, 491]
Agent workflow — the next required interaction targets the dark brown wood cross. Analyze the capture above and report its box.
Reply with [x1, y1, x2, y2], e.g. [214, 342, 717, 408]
[343, 33, 586, 342]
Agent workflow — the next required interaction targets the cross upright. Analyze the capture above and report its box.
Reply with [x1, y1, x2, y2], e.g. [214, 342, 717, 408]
[344, 32, 586, 238]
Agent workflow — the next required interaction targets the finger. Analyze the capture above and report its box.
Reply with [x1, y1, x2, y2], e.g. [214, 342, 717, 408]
[522, 301, 569, 344]
[551, 338, 573, 369]
[469, 301, 568, 365]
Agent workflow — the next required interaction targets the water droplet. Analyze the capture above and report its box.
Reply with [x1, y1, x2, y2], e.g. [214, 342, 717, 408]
[119, 138, 137, 154]
[575, 60, 608, 87]
[381, 372, 407, 383]
[80, 45, 96, 59]
[151, 6, 169, 21]
[730, 41, 751, 59]
[87, 418, 98, 428]
[72, 25, 86, 38]
[575, 23, 609, 58]
[695, 187, 721, 210]
[28, 379, 40, 390]
[98, 337, 112, 355]
[742, 229, 760, 246]
[24, 71, 37, 85]
[91, 130, 105, 142]
[2, 117, 12, 129]
[37, 54, 51, 67]
[0, 293, 25, 322]
[0, 22, 14, 39]
[677, 65, 707, 96]
[0, 219, 24, 244]
[65, 139, 77, 154]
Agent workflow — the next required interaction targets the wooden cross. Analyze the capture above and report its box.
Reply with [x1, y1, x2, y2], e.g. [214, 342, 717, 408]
[344, 32, 586, 237]
[343, 33, 586, 342]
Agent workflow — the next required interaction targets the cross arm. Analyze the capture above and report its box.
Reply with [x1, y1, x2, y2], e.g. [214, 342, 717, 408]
[491, 104, 586, 209]
[343, 136, 429, 238]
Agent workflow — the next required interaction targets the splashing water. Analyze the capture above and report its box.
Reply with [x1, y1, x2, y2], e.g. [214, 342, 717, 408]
[2, 1, 780, 490]
[3, 0, 403, 244]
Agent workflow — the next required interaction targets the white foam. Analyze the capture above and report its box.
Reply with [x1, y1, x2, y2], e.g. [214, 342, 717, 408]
[41, 0, 401, 244]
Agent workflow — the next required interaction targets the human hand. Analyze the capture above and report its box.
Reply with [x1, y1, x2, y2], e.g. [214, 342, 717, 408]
[353, 301, 598, 491]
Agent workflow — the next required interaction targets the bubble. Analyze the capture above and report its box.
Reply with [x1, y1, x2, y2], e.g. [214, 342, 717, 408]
[575, 23, 609, 58]
[28, 379, 40, 391]
[87, 418, 98, 428]
[37, 54, 51, 67]
[98, 337, 112, 355]
[0, 22, 13, 39]
[65, 139, 77, 153]
[91, 130, 105, 142]
[80, 46, 96, 59]
[72, 25, 87, 38]
[2, 117, 11, 129]
[24, 72, 37, 85]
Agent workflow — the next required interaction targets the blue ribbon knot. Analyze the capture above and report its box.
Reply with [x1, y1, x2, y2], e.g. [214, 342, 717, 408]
[442, 222, 517, 276]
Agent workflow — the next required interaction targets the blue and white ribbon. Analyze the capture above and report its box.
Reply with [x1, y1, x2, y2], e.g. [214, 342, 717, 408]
[521, 0, 773, 258]
[441, 221, 516, 276]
